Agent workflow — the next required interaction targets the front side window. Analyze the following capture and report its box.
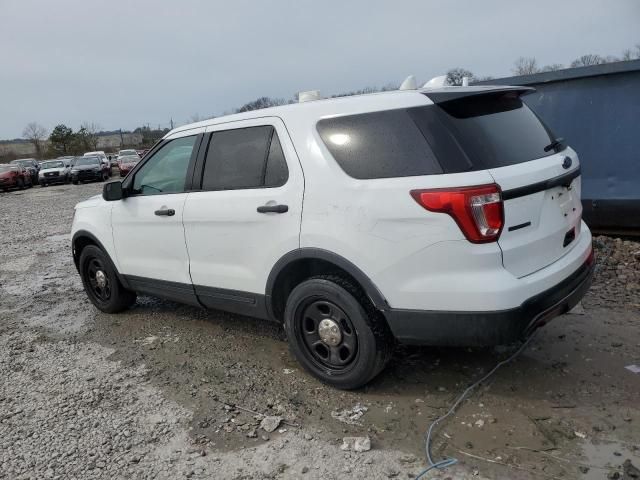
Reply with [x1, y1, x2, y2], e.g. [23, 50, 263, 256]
[131, 135, 196, 195]
[201, 126, 288, 191]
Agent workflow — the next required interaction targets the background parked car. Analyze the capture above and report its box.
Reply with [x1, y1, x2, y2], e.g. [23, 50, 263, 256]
[71, 156, 110, 184]
[38, 160, 71, 186]
[117, 155, 140, 177]
[117, 149, 139, 160]
[10, 158, 40, 185]
[0, 164, 33, 191]
[83, 151, 111, 177]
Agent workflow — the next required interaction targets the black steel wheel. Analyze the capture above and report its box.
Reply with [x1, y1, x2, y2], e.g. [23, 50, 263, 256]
[85, 257, 111, 303]
[284, 275, 393, 389]
[79, 245, 136, 313]
[298, 299, 358, 371]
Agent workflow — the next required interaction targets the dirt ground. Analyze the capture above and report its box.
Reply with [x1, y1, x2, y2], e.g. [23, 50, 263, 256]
[1, 182, 638, 480]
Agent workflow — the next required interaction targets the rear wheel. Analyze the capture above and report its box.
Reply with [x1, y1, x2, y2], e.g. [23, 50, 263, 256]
[79, 245, 136, 313]
[284, 275, 393, 389]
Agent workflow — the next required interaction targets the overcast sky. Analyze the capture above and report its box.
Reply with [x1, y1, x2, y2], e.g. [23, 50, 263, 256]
[0, 0, 638, 139]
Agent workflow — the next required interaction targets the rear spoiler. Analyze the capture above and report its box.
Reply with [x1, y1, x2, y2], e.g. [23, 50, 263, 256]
[422, 86, 535, 104]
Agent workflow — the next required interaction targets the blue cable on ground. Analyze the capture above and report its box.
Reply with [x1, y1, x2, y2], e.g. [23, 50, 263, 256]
[415, 331, 538, 479]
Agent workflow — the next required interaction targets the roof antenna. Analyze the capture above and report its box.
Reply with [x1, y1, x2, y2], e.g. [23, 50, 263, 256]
[399, 75, 417, 91]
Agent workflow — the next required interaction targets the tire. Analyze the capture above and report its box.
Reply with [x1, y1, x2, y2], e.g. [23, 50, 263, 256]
[101, 172, 109, 182]
[41, 182, 47, 187]
[72, 180, 78, 185]
[17, 178, 24, 190]
[284, 275, 393, 389]
[79, 245, 136, 313]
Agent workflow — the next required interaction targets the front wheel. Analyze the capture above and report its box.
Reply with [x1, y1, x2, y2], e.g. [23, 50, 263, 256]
[284, 275, 393, 389]
[17, 178, 24, 190]
[79, 245, 136, 313]
[101, 172, 109, 182]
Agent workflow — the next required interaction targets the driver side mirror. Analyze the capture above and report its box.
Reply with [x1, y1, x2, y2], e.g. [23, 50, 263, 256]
[103, 180, 126, 201]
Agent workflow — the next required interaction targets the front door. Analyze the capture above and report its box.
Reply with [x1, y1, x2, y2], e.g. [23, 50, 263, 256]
[111, 130, 202, 300]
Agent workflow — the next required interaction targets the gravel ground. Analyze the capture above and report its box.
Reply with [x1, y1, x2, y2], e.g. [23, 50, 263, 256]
[1, 182, 639, 480]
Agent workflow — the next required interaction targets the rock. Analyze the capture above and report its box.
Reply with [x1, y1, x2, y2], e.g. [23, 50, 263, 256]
[301, 466, 309, 474]
[331, 404, 369, 425]
[340, 436, 371, 453]
[246, 429, 257, 438]
[259, 416, 282, 433]
[474, 419, 485, 428]
[623, 459, 640, 478]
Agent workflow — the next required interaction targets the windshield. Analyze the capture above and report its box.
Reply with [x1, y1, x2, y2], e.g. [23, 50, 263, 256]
[75, 157, 100, 166]
[42, 161, 65, 169]
[119, 150, 137, 156]
[0, 165, 18, 173]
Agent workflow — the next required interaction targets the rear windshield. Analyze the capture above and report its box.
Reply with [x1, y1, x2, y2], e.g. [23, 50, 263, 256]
[316, 91, 556, 179]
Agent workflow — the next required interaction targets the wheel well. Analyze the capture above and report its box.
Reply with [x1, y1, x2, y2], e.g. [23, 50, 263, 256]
[270, 258, 378, 322]
[72, 235, 98, 270]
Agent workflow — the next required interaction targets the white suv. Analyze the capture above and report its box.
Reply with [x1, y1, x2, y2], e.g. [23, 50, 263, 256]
[71, 85, 594, 389]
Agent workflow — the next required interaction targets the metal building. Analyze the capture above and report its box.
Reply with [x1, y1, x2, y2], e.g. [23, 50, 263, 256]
[476, 60, 640, 232]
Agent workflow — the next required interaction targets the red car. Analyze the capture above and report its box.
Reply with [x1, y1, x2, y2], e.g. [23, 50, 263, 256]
[118, 155, 140, 177]
[0, 164, 33, 191]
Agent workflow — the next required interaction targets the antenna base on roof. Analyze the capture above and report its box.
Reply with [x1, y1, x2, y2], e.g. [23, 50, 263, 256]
[399, 75, 417, 91]
[298, 90, 321, 103]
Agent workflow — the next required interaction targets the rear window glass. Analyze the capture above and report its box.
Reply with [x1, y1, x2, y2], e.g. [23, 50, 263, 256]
[411, 92, 556, 172]
[316, 110, 442, 179]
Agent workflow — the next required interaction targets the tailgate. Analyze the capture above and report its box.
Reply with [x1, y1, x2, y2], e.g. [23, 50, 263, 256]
[490, 151, 583, 278]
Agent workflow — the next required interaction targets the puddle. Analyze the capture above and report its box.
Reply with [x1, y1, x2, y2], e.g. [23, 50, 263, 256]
[46, 233, 71, 243]
[581, 439, 640, 479]
[0, 255, 35, 272]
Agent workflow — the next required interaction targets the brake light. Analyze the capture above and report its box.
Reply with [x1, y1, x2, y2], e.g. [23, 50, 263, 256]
[411, 184, 504, 243]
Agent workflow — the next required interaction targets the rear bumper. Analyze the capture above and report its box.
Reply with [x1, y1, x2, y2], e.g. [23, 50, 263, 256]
[385, 253, 594, 346]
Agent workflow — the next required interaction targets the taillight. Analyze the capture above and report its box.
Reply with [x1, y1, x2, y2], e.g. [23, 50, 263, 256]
[411, 184, 504, 243]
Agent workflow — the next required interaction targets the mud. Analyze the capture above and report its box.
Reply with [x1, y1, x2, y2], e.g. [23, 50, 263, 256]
[1, 182, 638, 479]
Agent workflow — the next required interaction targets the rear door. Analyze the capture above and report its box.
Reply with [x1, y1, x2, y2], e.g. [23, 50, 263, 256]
[417, 88, 584, 277]
[182, 118, 304, 316]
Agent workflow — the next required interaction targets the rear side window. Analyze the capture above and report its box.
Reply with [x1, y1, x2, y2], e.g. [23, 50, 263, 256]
[411, 92, 556, 172]
[316, 110, 443, 179]
[202, 126, 288, 190]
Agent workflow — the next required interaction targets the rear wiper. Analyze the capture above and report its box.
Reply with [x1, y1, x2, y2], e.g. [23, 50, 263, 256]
[544, 137, 565, 152]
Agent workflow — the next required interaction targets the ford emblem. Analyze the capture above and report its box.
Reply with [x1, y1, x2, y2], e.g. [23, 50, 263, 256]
[562, 157, 572, 169]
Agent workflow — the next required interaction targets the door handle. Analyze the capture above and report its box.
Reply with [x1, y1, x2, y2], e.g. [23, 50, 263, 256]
[257, 204, 288, 214]
[154, 208, 175, 217]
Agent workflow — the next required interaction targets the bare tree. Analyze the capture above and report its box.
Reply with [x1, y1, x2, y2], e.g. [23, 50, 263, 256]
[77, 122, 100, 151]
[622, 49, 634, 61]
[446, 68, 475, 86]
[570, 54, 606, 67]
[541, 63, 564, 72]
[22, 122, 48, 157]
[512, 57, 540, 75]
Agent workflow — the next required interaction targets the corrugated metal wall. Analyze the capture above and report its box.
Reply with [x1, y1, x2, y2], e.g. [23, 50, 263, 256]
[476, 60, 640, 231]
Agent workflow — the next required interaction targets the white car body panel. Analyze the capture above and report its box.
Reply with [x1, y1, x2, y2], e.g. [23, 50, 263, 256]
[182, 118, 304, 295]
[71, 86, 593, 330]
[109, 128, 204, 284]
